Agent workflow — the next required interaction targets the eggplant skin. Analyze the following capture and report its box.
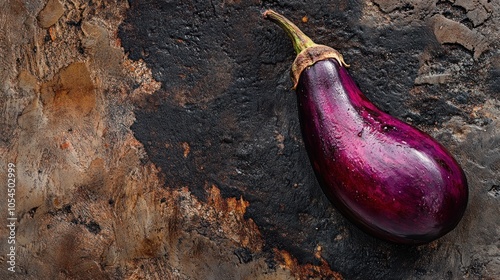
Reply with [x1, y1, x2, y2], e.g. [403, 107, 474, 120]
[297, 59, 468, 244]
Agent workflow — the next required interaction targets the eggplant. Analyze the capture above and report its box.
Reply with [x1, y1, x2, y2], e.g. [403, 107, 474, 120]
[263, 10, 468, 244]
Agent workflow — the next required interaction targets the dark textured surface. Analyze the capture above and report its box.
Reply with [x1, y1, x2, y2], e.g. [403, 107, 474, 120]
[4, 0, 498, 279]
[119, 0, 500, 279]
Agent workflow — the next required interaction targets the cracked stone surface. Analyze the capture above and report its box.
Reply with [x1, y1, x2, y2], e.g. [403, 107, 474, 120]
[0, 0, 499, 279]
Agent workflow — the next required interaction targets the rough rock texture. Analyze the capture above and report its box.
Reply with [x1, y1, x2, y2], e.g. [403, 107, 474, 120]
[0, 0, 499, 279]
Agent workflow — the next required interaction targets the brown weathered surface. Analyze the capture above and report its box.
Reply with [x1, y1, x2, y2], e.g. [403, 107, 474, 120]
[0, 0, 499, 279]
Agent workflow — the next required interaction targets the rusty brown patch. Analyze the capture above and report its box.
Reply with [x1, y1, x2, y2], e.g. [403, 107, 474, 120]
[204, 185, 263, 251]
[48, 26, 57, 41]
[41, 62, 96, 119]
[140, 237, 159, 257]
[275, 249, 343, 280]
[208, 184, 250, 215]
[59, 140, 71, 150]
[181, 142, 190, 158]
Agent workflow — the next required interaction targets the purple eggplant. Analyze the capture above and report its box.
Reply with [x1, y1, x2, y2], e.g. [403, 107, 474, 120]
[263, 10, 468, 244]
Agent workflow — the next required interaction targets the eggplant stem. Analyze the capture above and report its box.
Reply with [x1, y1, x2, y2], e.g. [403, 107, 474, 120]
[263, 9, 316, 54]
[264, 9, 349, 88]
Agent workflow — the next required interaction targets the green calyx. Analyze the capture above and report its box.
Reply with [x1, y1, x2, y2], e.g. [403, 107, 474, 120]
[263, 9, 349, 89]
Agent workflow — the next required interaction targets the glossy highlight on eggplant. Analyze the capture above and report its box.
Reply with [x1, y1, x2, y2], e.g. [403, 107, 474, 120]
[263, 10, 468, 244]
